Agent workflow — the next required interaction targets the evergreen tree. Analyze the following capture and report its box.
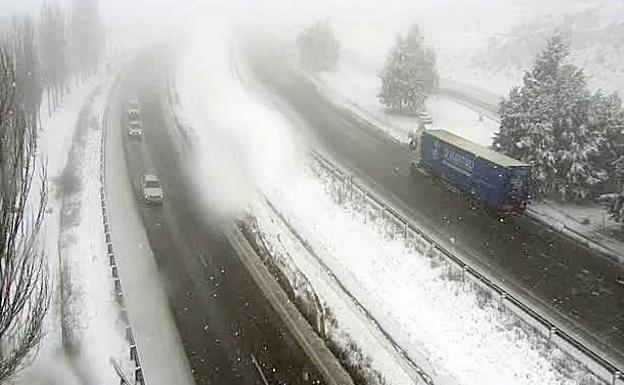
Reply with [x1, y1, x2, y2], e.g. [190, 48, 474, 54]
[590, 91, 624, 184]
[378, 23, 438, 114]
[494, 34, 604, 201]
[296, 21, 339, 72]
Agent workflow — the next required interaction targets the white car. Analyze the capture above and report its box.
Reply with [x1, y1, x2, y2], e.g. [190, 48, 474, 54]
[140, 174, 164, 206]
[128, 98, 140, 112]
[127, 98, 141, 123]
[127, 121, 143, 139]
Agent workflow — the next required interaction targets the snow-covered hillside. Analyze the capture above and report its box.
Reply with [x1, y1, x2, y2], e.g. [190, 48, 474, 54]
[467, 3, 624, 97]
[306, 0, 624, 98]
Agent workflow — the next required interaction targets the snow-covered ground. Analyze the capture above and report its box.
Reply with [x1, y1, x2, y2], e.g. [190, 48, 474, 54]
[254, 164, 603, 385]
[315, 59, 499, 146]
[11, 74, 133, 384]
[251, 200, 438, 385]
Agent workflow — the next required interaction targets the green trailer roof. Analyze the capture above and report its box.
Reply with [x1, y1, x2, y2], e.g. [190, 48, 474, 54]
[426, 129, 529, 168]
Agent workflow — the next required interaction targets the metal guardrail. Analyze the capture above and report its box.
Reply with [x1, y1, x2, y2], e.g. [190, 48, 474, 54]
[262, 198, 435, 385]
[101, 88, 146, 385]
[312, 151, 623, 385]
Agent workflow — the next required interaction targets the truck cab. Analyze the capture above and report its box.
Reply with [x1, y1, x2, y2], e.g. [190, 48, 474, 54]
[408, 123, 426, 173]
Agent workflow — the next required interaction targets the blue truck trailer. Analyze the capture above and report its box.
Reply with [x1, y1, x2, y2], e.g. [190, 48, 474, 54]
[419, 129, 531, 213]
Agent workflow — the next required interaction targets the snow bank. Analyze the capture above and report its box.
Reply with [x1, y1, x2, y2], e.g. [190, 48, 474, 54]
[55, 78, 131, 384]
[12, 74, 132, 384]
[256, 162, 603, 385]
[250, 202, 427, 385]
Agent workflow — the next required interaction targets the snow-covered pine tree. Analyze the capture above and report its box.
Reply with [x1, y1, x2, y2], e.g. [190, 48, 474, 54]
[609, 158, 624, 222]
[597, 95, 624, 224]
[590, 91, 624, 185]
[378, 23, 438, 114]
[494, 33, 605, 201]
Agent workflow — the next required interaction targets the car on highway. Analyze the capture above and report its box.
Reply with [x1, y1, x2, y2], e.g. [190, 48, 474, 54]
[140, 174, 164, 206]
[127, 121, 143, 140]
[127, 97, 140, 113]
[127, 98, 141, 123]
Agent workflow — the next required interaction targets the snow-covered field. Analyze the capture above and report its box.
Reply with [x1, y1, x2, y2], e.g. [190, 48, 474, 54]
[315, 59, 499, 146]
[11, 74, 133, 384]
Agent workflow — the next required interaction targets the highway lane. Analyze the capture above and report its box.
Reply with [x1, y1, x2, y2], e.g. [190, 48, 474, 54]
[245, 45, 624, 365]
[115, 58, 324, 385]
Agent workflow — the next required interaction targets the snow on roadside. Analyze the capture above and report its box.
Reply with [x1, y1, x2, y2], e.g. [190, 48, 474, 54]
[255, 164, 603, 385]
[12, 73, 132, 384]
[315, 58, 499, 147]
[57, 76, 132, 383]
[7, 80, 99, 385]
[251, 201, 425, 385]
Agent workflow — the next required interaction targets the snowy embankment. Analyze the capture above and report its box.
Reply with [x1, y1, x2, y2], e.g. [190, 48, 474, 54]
[252, 159, 605, 385]
[247, 199, 435, 385]
[313, 58, 498, 147]
[13, 72, 133, 384]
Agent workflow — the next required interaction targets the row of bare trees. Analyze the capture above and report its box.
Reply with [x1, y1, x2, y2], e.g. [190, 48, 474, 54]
[41, 0, 105, 115]
[3, 0, 105, 119]
[1, 0, 105, 382]
[0, 47, 49, 384]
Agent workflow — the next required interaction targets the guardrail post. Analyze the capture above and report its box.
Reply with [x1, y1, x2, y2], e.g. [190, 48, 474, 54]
[403, 222, 408, 243]
[130, 344, 138, 363]
[135, 368, 144, 385]
[547, 326, 558, 352]
[498, 293, 507, 312]
[613, 370, 621, 385]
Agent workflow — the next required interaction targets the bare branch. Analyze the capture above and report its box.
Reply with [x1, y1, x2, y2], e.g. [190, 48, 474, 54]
[0, 43, 50, 382]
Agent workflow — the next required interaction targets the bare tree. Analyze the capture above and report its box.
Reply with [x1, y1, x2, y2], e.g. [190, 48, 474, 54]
[40, 3, 69, 115]
[71, 0, 104, 82]
[6, 15, 43, 122]
[0, 46, 50, 382]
